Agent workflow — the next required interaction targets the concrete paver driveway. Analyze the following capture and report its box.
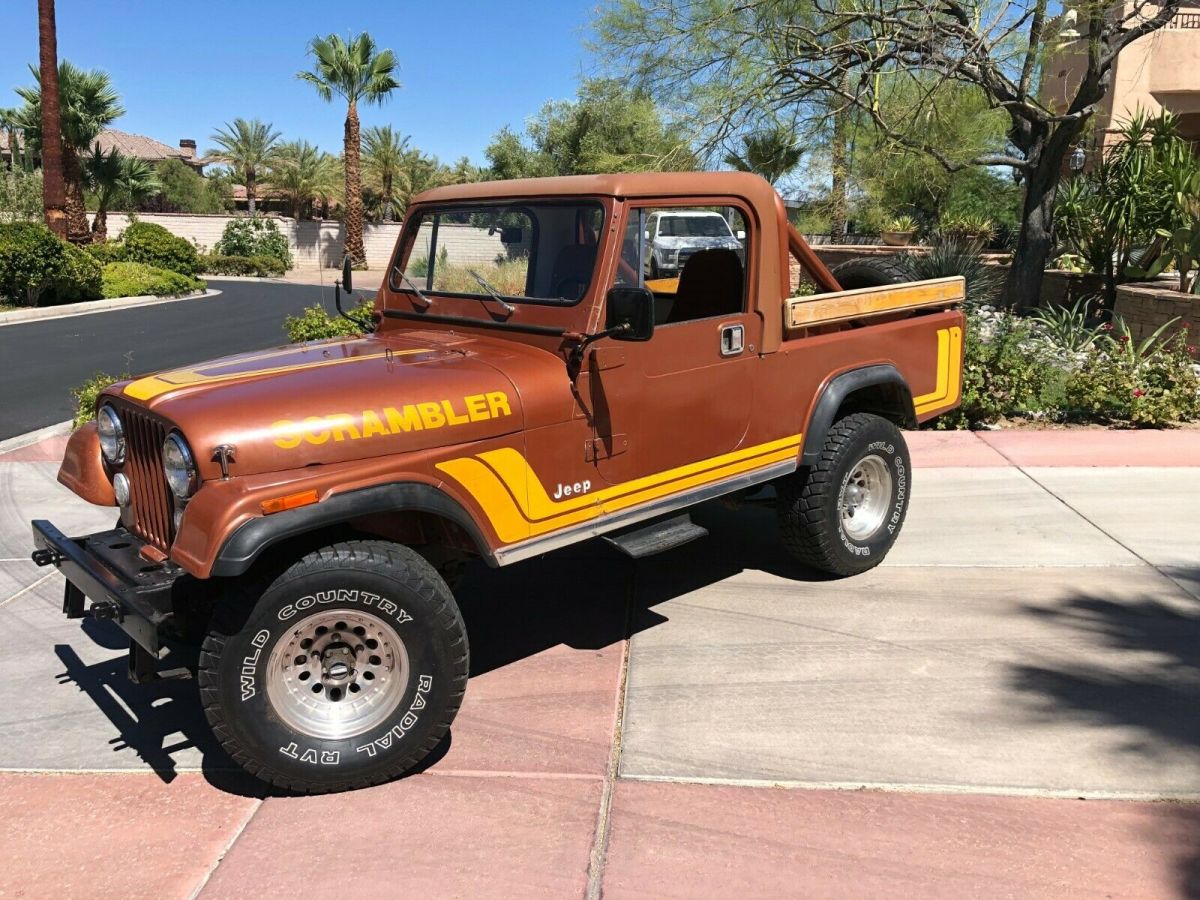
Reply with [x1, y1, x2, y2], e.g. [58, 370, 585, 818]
[0, 429, 1196, 897]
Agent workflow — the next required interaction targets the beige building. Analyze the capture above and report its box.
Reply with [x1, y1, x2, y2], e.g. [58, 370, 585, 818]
[1045, 6, 1200, 150]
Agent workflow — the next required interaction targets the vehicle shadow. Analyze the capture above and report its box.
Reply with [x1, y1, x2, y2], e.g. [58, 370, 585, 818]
[55, 498, 829, 797]
[1006, 576, 1200, 897]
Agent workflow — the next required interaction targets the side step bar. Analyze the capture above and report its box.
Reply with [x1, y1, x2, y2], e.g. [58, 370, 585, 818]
[603, 514, 708, 559]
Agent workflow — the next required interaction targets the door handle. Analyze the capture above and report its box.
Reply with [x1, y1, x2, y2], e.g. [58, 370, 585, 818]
[720, 324, 744, 357]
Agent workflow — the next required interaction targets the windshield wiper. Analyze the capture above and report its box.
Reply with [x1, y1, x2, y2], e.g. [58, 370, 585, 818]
[467, 269, 517, 315]
[392, 267, 433, 308]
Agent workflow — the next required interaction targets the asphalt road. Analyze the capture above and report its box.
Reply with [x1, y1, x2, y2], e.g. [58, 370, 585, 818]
[0, 279, 372, 441]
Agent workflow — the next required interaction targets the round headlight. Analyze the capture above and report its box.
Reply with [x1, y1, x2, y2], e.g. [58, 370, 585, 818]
[97, 406, 125, 464]
[112, 472, 131, 507]
[162, 433, 198, 498]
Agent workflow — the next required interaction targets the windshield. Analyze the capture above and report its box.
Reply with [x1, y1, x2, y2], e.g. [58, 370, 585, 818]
[391, 201, 605, 304]
[657, 214, 733, 238]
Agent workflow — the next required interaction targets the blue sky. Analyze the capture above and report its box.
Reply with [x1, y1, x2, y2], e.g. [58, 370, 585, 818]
[1, 0, 597, 164]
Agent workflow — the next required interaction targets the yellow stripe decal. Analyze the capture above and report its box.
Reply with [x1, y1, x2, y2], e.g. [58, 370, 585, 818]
[437, 434, 803, 545]
[912, 326, 962, 415]
[124, 349, 431, 401]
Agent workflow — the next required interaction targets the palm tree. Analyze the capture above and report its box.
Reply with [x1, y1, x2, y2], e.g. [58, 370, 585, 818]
[208, 118, 281, 215]
[298, 32, 400, 264]
[86, 146, 158, 241]
[16, 60, 123, 243]
[363, 126, 410, 221]
[37, 0, 66, 237]
[723, 125, 804, 187]
[266, 140, 340, 220]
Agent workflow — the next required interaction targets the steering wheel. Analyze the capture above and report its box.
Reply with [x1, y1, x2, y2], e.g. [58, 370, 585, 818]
[554, 275, 590, 301]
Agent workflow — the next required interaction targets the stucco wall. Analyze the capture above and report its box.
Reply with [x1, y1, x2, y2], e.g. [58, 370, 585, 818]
[100, 213, 405, 269]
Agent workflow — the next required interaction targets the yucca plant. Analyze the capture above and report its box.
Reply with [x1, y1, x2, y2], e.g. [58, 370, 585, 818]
[898, 238, 1003, 305]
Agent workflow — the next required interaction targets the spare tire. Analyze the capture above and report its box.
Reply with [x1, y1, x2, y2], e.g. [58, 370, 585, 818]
[830, 256, 909, 291]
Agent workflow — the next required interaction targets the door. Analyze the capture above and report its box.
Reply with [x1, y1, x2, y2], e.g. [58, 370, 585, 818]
[588, 202, 759, 494]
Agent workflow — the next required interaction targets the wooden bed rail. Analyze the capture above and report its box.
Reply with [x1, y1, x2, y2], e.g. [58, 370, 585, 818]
[785, 276, 965, 331]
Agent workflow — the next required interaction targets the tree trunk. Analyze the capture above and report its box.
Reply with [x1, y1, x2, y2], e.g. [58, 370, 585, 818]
[247, 167, 256, 216]
[344, 102, 365, 265]
[37, 0, 67, 239]
[830, 102, 848, 239]
[91, 204, 107, 242]
[383, 173, 393, 222]
[61, 144, 90, 244]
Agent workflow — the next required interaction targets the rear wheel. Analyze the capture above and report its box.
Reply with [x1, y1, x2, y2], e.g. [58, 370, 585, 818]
[199, 539, 468, 793]
[777, 413, 910, 576]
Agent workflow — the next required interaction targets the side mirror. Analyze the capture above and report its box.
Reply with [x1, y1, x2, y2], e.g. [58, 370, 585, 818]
[736, 229, 746, 240]
[643, 230, 651, 240]
[341, 254, 353, 293]
[606, 286, 655, 342]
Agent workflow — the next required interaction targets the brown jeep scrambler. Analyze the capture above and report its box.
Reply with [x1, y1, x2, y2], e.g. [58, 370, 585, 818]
[32, 172, 963, 793]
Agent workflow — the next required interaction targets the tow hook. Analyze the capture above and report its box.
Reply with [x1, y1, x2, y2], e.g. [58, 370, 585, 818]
[31, 548, 63, 567]
[89, 599, 123, 622]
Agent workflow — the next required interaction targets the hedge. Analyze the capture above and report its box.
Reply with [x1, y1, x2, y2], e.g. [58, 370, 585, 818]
[101, 261, 206, 299]
[0, 222, 102, 306]
[121, 221, 201, 275]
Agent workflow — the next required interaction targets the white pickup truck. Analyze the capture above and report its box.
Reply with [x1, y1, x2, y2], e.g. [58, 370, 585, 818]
[643, 209, 745, 278]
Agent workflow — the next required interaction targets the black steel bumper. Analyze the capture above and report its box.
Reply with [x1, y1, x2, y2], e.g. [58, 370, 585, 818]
[30, 520, 182, 658]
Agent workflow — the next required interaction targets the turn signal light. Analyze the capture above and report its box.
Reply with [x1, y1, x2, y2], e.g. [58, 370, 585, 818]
[261, 489, 319, 515]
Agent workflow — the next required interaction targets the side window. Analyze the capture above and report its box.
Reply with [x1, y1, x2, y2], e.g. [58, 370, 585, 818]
[617, 205, 748, 326]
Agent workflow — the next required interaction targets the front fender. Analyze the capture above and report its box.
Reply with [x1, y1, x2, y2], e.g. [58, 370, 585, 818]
[209, 482, 496, 577]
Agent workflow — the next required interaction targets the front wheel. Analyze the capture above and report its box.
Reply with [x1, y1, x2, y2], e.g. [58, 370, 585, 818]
[777, 413, 910, 576]
[198, 539, 469, 793]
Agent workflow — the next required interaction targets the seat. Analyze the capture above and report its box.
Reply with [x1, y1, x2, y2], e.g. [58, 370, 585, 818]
[666, 249, 743, 323]
[549, 244, 598, 300]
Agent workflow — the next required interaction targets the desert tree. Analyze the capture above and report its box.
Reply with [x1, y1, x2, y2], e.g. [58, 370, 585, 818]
[596, 0, 1184, 308]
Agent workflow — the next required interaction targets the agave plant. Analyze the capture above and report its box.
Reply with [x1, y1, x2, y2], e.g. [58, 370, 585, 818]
[1028, 296, 1102, 353]
[886, 214, 917, 232]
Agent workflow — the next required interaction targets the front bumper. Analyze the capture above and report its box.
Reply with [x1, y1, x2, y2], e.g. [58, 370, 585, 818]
[30, 520, 183, 658]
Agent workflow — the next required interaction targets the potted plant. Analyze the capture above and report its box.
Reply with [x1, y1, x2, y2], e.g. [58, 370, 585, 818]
[881, 215, 917, 247]
[941, 214, 995, 250]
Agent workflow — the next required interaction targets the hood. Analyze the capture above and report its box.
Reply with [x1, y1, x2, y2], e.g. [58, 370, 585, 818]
[104, 330, 539, 479]
[654, 235, 740, 249]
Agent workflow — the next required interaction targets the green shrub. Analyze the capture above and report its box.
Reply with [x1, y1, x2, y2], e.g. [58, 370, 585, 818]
[101, 261, 205, 299]
[0, 222, 102, 306]
[0, 169, 43, 224]
[58, 243, 104, 303]
[214, 217, 293, 268]
[71, 371, 124, 429]
[199, 253, 288, 277]
[283, 302, 373, 342]
[85, 240, 127, 265]
[122, 221, 200, 275]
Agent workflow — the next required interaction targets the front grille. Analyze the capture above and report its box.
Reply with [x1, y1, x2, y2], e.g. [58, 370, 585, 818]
[118, 406, 175, 551]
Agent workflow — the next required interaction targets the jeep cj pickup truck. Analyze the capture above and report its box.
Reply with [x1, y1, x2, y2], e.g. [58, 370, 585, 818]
[32, 172, 964, 793]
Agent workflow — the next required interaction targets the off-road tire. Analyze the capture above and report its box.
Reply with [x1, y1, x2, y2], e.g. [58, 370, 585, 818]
[777, 413, 910, 577]
[198, 540, 469, 794]
[829, 256, 909, 291]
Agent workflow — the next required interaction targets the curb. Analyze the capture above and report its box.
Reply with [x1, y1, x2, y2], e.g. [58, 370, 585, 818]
[0, 420, 72, 455]
[0, 289, 223, 327]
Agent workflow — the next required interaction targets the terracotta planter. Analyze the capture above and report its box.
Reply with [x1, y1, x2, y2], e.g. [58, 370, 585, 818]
[880, 230, 914, 247]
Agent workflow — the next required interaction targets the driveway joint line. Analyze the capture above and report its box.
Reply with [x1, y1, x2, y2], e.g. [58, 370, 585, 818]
[0, 571, 55, 610]
[584, 561, 637, 900]
[188, 797, 263, 900]
[618, 773, 1200, 802]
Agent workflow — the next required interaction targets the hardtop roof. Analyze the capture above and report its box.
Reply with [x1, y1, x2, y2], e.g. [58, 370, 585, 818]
[411, 171, 780, 207]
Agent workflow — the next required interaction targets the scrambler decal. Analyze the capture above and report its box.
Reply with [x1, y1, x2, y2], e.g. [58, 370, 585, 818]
[278, 589, 413, 624]
[270, 392, 512, 449]
[356, 674, 433, 758]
